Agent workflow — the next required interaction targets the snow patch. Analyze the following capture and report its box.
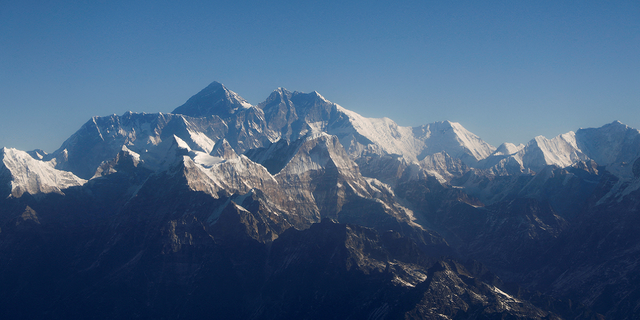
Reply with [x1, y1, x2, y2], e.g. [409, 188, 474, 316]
[192, 152, 224, 168]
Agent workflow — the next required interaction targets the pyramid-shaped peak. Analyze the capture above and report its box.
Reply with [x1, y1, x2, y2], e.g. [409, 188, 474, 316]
[494, 142, 523, 156]
[264, 87, 293, 101]
[311, 91, 327, 100]
[207, 81, 224, 88]
[441, 120, 466, 128]
[439, 120, 455, 127]
[172, 81, 252, 118]
[210, 139, 238, 160]
[195, 81, 226, 95]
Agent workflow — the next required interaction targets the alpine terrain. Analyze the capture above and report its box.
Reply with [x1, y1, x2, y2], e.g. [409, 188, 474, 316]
[2, 81, 639, 319]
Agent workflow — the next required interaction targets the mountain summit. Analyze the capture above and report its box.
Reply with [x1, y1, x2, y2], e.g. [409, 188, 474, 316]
[172, 81, 252, 118]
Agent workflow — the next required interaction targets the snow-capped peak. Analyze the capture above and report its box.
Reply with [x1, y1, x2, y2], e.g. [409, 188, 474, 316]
[172, 81, 252, 118]
[574, 120, 640, 178]
[526, 132, 586, 169]
[493, 142, 524, 156]
[1, 147, 86, 198]
[312, 91, 328, 102]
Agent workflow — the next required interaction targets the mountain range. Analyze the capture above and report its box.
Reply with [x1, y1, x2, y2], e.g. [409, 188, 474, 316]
[2, 81, 639, 319]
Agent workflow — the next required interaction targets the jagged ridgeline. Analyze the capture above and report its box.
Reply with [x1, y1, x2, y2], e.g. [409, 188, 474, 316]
[2, 81, 640, 319]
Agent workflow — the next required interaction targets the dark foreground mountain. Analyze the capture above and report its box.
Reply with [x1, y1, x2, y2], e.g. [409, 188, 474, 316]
[2, 81, 639, 319]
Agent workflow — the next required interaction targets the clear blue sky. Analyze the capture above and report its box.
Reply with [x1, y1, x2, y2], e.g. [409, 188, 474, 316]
[1, 0, 639, 152]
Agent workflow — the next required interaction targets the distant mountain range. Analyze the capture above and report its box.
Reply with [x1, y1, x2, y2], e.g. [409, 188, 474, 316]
[2, 81, 639, 319]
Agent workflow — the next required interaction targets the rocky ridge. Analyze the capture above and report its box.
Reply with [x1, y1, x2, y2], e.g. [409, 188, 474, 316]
[1, 81, 638, 319]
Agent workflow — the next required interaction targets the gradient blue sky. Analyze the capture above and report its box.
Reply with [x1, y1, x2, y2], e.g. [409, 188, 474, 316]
[1, 0, 639, 152]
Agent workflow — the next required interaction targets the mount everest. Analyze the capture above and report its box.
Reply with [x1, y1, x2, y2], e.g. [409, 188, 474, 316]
[1, 81, 639, 319]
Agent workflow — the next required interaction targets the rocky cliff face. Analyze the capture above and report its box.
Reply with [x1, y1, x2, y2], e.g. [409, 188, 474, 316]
[2, 81, 639, 319]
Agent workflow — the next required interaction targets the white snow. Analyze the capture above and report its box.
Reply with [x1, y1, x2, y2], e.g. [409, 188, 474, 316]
[121, 145, 141, 163]
[192, 151, 224, 168]
[332, 105, 495, 167]
[492, 286, 520, 303]
[483, 131, 589, 174]
[482, 122, 640, 177]
[335, 105, 422, 160]
[277, 134, 354, 176]
[187, 129, 216, 154]
[173, 135, 192, 151]
[220, 85, 253, 109]
[493, 142, 525, 156]
[1, 147, 86, 197]
[180, 149, 278, 199]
